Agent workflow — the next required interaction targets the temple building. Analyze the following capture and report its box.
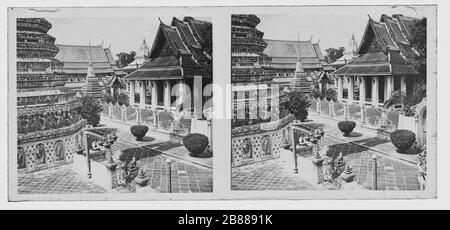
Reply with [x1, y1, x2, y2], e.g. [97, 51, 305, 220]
[16, 18, 86, 170]
[332, 14, 420, 106]
[55, 44, 126, 91]
[125, 16, 212, 119]
[122, 39, 150, 74]
[231, 14, 293, 168]
[330, 34, 359, 69]
[263, 39, 333, 76]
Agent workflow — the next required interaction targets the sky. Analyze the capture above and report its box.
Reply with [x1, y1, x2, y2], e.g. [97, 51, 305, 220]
[44, 5, 432, 58]
[47, 16, 211, 56]
[258, 5, 430, 52]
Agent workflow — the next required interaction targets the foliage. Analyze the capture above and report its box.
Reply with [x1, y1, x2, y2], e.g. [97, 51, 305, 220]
[309, 88, 337, 102]
[337, 120, 356, 136]
[324, 88, 337, 102]
[77, 96, 103, 127]
[130, 125, 149, 141]
[409, 18, 427, 75]
[183, 133, 209, 155]
[383, 90, 406, 109]
[101, 92, 129, 106]
[390, 129, 416, 153]
[115, 51, 137, 68]
[325, 47, 345, 63]
[286, 91, 311, 122]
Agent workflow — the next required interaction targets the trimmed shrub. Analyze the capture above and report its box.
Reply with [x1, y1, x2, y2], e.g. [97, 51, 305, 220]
[78, 96, 103, 127]
[130, 125, 149, 141]
[390, 129, 416, 153]
[286, 91, 311, 122]
[338, 120, 356, 136]
[183, 133, 209, 156]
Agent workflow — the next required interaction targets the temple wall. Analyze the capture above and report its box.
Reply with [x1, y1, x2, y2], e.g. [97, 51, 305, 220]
[18, 130, 84, 172]
[231, 114, 294, 167]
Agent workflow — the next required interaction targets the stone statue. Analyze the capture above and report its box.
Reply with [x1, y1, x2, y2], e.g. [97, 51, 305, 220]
[18, 147, 26, 169]
[35, 144, 46, 164]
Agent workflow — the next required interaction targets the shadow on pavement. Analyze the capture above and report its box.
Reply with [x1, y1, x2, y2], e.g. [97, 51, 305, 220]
[144, 142, 183, 152]
[351, 137, 390, 148]
[190, 150, 213, 158]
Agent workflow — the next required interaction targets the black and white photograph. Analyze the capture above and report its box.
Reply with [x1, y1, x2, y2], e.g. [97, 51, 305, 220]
[9, 7, 213, 199]
[230, 6, 436, 195]
[2, 2, 444, 205]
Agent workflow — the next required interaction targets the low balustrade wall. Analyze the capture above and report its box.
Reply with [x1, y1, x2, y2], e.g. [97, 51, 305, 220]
[100, 102, 192, 136]
[308, 98, 401, 132]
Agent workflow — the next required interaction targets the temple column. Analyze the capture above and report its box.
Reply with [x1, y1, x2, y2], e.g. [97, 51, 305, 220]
[401, 76, 407, 95]
[359, 77, 366, 105]
[385, 76, 394, 100]
[139, 81, 146, 108]
[193, 75, 203, 119]
[372, 76, 379, 106]
[178, 79, 186, 110]
[129, 81, 135, 105]
[151, 81, 157, 110]
[348, 76, 354, 104]
[164, 80, 171, 110]
[337, 76, 343, 102]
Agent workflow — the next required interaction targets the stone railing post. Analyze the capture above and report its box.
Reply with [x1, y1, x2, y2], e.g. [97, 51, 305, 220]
[329, 100, 335, 117]
[361, 106, 367, 125]
[121, 105, 126, 122]
[136, 107, 141, 125]
[108, 102, 113, 119]
[316, 99, 321, 115]
[153, 109, 158, 128]
[343, 103, 349, 121]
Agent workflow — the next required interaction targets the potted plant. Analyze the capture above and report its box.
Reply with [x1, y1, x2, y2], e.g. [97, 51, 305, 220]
[130, 125, 149, 141]
[182, 133, 209, 156]
[337, 120, 356, 137]
[390, 129, 416, 153]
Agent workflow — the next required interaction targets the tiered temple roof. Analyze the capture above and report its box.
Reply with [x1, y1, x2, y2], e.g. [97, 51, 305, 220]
[16, 18, 85, 148]
[333, 14, 420, 76]
[263, 39, 332, 72]
[55, 44, 125, 76]
[126, 17, 212, 81]
[231, 14, 275, 84]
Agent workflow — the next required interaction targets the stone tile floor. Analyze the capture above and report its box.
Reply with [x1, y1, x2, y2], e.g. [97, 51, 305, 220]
[232, 135, 420, 191]
[324, 137, 420, 190]
[18, 164, 106, 194]
[115, 142, 213, 193]
[232, 159, 314, 190]
[18, 138, 213, 194]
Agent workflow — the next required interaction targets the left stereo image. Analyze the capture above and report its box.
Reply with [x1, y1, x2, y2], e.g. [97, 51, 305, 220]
[10, 8, 213, 199]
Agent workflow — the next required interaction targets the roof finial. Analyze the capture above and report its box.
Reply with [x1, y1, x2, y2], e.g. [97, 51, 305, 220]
[368, 14, 373, 21]
[158, 17, 163, 24]
[88, 40, 92, 66]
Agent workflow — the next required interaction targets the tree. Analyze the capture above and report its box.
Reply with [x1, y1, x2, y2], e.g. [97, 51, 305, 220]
[404, 17, 427, 108]
[78, 96, 103, 127]
[325, 47, 345, 63]
[286, 91, 311, 122]
[115, 51, 137, 68]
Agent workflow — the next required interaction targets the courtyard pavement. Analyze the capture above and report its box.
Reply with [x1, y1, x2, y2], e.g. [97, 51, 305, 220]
[232, 131, 420, 191]
[18, 164, 107, 194]
[18, 120, 213, 194]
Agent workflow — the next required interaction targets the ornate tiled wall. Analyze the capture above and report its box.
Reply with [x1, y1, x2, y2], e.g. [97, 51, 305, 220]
[18, 130, 83, 171]
[231, 124, 291, 167]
